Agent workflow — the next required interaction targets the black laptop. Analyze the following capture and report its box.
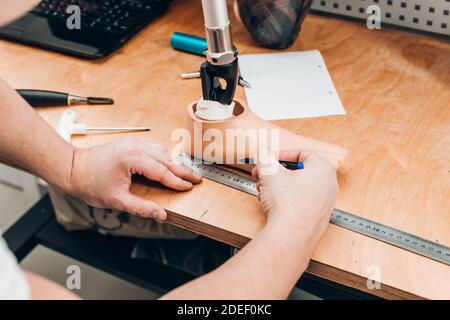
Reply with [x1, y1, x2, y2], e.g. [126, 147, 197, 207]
[0, 0, 171, 59]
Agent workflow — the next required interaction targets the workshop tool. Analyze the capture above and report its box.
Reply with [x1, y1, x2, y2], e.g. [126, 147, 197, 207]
[198, 0, 241, 105]
[179, 1, 251, 98]
[57, 110, 150, 143]
[177, 154, 450, 266]
[181, 72, 251, 89]
[240, 157, 304, 170]
[17, 89, 114, 107]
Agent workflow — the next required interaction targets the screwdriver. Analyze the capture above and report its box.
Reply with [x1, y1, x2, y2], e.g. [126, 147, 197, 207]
[57, 110, 150, 143]
[17, 89, 114, 107]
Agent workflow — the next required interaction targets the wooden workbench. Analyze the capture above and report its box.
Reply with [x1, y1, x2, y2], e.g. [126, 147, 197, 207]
[0, 0, 448, 299]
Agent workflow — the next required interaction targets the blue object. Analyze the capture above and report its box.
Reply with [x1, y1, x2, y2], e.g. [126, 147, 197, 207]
[170, 32, 207, 56]
[281, 160, 304, 170]
[240, 158, 304, 171]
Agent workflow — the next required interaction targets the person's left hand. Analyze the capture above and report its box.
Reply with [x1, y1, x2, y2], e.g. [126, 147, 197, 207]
[68, 137, 202, 220]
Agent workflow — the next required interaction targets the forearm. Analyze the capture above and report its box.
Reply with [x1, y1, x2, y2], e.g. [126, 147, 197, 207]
[0, 77, 74, 191]
[161, 221, 313, 300]
[25, 271, 80, 300]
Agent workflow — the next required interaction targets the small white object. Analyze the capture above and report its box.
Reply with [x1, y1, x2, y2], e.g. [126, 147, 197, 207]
[56, 110, 150, 143]
[195, 99, 235, 121]
[239, 50, 346, 120]
[57, 110, 87, 142]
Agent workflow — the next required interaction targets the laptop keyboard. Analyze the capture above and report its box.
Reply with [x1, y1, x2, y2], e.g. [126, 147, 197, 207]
[32, 0, 169, 36]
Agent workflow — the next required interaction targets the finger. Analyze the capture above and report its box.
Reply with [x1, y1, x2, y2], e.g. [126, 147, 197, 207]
[278, 149, 316, 162]
[252, 167, 260, 191]
[141, 157, 194, 191]
[144, 141, 168, 152]
[141, 145, 202, 184]
[296, 150, 337, 170]
[256, 148, 284, 177]
[296, 149, 321, 164]
[119, 192, 167, 220]
[277, 149, 302, 162]
[251, 167, 259, 180]
[161, 159, 202, 184]
[278, 149, 326, 167]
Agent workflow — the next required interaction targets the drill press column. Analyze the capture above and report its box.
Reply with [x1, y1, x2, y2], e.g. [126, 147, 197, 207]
[199, 0, 239, 107]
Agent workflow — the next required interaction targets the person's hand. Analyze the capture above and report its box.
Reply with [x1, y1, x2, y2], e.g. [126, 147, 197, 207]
[68, 137, 202, 220]
[0, 1, 42, 25]
[252, 149, 338, 248]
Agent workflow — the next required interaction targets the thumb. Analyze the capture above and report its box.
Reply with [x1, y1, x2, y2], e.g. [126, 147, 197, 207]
[256, 148, 283, 178]
[118, 192, 167, 220]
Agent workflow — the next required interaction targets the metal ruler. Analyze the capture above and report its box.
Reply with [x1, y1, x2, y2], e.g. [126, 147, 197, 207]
[178, 155, 450, 266]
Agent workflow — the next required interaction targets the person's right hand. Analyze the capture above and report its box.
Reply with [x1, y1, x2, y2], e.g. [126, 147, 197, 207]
[252, 150, 338, 250]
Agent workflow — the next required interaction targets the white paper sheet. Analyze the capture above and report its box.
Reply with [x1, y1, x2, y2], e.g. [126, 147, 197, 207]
[239, 50, 346, 120]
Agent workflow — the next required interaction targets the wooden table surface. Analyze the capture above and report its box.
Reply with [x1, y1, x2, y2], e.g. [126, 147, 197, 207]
[0, 0, 449, 299]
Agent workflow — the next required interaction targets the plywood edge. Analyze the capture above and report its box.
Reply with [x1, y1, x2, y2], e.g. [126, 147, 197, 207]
[166, 209, 424, 300]
[166, 210, 251, 248]
[306, 260, 424, 300]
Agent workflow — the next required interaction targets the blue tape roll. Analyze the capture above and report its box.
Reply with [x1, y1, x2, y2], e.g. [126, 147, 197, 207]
[170, 32, 207, 57]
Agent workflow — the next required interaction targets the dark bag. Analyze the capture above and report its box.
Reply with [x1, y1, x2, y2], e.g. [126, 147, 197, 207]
[237, 0, 312, 49]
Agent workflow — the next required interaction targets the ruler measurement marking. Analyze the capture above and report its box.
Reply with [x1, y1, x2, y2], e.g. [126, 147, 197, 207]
[178, 155, 450, 265]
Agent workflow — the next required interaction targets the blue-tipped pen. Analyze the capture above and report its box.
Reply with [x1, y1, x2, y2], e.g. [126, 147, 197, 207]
[240, 158, 304, 171]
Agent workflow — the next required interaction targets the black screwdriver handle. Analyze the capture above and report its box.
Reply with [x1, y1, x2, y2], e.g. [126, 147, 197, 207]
[17, 89, 69, 107]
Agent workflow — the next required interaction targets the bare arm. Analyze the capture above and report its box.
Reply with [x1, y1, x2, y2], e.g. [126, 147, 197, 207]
[162, 150, 338, 299]
[0, 77, 200, 300]
[0, 76, 201, 217]
[0, 78, 75, 191]
[162, 221, 312, 299]
[24, 271, 80, 300]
